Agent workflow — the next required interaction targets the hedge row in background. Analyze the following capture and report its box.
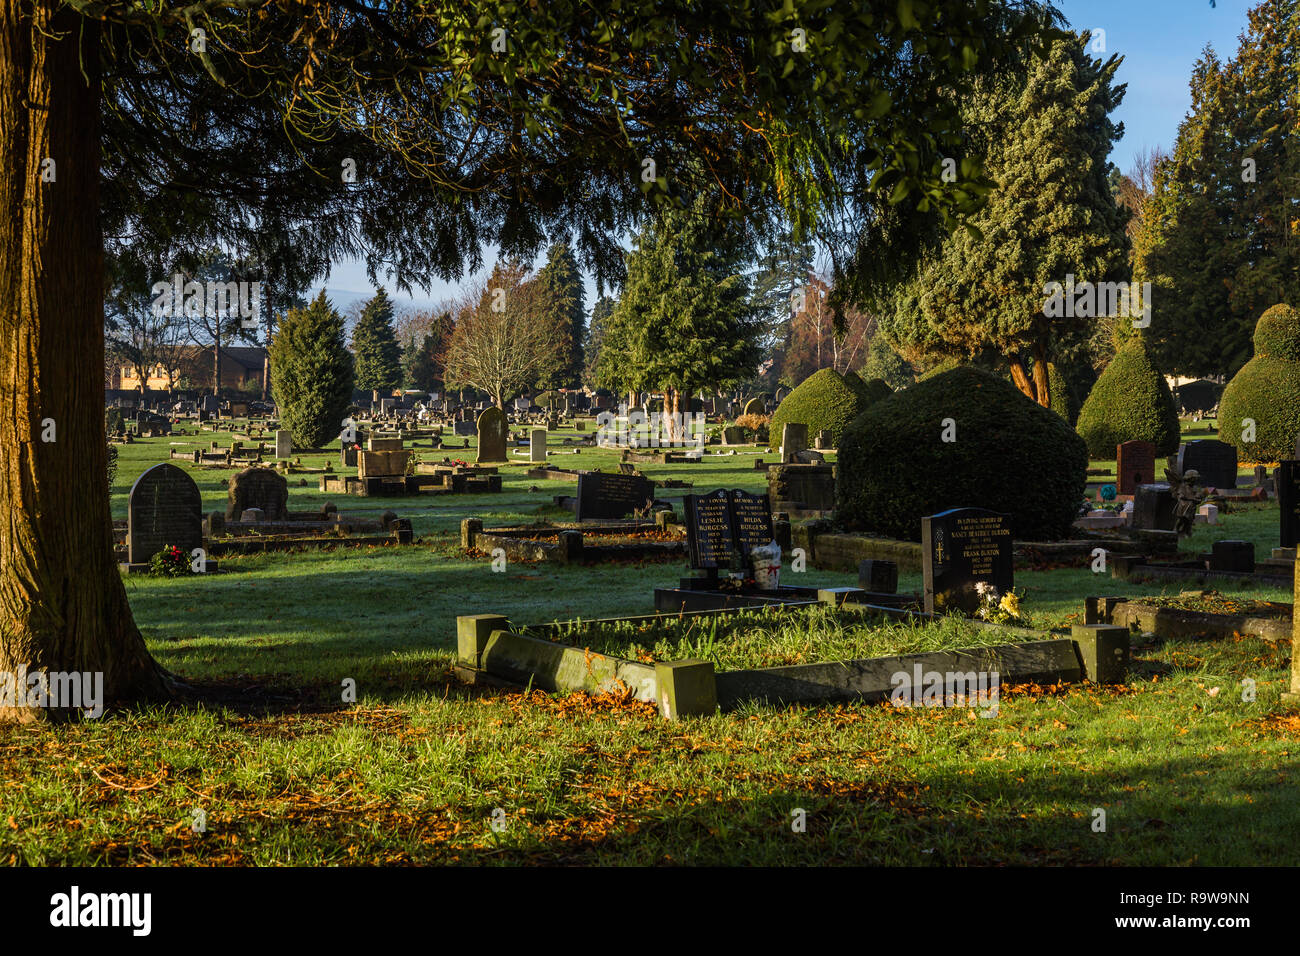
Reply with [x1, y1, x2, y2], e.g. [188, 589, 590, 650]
[837, 366, 1088, 541]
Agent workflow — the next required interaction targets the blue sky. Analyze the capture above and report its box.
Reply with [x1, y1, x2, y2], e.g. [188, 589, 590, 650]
[318, 0, 1257, 312]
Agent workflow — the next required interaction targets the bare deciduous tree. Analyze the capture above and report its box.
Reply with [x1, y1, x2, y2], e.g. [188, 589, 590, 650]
[443, 263, 562, 409]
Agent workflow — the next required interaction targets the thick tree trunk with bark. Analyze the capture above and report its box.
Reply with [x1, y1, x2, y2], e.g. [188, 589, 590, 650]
[0, 1, 170, 721]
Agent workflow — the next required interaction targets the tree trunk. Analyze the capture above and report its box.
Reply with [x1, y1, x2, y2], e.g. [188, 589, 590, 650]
[1031, 343, 1050, 407]
[1008, 359, 1036, 402]
[0, 1, 170, 720]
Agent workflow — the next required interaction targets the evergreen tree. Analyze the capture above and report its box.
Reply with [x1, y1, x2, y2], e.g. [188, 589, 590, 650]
[1135, 1, 1299, 378]
[751, 230, 816, 386]
[533, 243, 586, 388]
[584, 295, 616, 387]
[270, 292, 355, 447]
[875, 34, 1129, 405]
[352, 289, 403, 392]
[600, 211, 761, 415]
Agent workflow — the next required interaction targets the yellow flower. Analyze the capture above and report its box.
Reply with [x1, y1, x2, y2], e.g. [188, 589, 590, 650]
[999, 592, 1021, 616]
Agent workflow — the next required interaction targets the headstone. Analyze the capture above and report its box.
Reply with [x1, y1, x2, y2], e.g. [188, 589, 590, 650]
[781, 422, 808, 464]
[367, 436, 404, 452]
[730, 490, 774, 563]
[1276, 461, 1300, 547]
[274, 429, 292, 459]
[1115, 440, 1156, 496]
[1177, 440, 1238, 489]
[453, 420, 476, 437]
[683, 489, 735, 569]
[1132, 484, 1175, 531]
[530, 427, 547, 463]
[226, 467, 289, 521]
[199, 394, 219, 413]
[476, 407, 507, 463]
[921, 507, 1013, 615]
[858, 559, 899, 594]
[682, 489, 773, 573]
[574, 471, 655, 521]
[127, 463, 203, 565]
[1209, 540, 1255, 573]
[814, 429, 834, 451]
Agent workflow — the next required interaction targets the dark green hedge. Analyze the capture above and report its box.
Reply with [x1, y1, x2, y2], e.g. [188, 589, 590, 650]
[837, 366, 1088, 541]
[1075, 341, 1180, 458]
[1219, 304, 1300, 462]
[769, 368, 871, 448]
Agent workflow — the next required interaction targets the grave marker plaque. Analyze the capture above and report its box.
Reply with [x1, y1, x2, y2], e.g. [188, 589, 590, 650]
[1177, 440, 1238, 489]
[574, 471, 654, 521]
[1115, 440, 1156, 496]
[127, 463, 203, 565]
[530, 427, 547, 462]
[921, 507, 1013, 615]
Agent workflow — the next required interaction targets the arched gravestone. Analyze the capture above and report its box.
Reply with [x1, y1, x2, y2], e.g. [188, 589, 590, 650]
[476, 406, 508, 463]
[127, 463, 203, 565]
[226, 467, 289, 521]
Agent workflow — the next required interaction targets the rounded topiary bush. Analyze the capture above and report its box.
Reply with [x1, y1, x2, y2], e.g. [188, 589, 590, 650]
[1074, 341, 1180, 458]
[1219, 303, 1300, 462]
[769, 368, 872, 448]
[837, 366, 1088, 541]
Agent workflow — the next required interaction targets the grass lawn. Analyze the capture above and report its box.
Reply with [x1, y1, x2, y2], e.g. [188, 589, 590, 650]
[2, 416, 1295, 865]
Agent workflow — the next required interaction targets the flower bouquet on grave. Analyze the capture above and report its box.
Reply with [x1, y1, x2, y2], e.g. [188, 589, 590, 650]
[147, 544, 193, 577]
[974, 582, 1026, 626]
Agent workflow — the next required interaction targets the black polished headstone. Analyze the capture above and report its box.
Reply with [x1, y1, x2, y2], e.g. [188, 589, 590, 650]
[1276, 461, 1300, 547]
[684, 490, 736, 569]
[1132, 484, 1175, 531]
[729, 490, 774, 560]
[127, 463, 203, 565]
[921, 507, 1013, 615]
[575, 471, 654, 521]
[1177, 440, 1238, 489]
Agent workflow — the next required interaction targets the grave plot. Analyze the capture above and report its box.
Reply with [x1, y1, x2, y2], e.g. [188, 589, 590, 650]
[319, 436, 503, 497]
[460, 516, 686, 565]
[455, 597, 1127, 721]
[1085, 593, 1290, 643]
[1109, 539, 1294, 588]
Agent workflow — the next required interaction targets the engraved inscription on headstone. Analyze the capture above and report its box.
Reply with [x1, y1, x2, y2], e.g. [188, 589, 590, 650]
[729, 490, 774, 561]
[684, 490, 736, 569]
[922, 507, 1013, 615]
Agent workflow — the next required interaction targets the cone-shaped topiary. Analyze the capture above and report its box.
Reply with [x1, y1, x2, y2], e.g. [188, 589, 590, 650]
[770, 368, 874, 448]
[1219, 304, 1300, 462]
[1074, 341, 1180, 458]
[838, 366, 1088, 541]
